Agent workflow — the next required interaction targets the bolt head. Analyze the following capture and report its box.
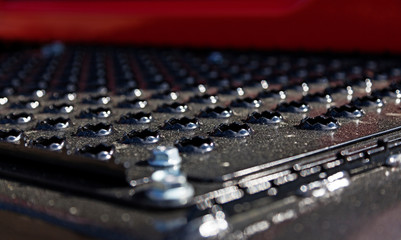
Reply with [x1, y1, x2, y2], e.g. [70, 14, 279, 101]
[149, 146, 182, 167]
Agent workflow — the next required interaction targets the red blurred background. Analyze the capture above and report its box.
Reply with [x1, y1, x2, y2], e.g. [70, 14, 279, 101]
[0, 0, 400, 52]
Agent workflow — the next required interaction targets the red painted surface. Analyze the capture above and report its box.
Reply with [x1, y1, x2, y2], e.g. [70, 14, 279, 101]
[0, 0, 400, 52]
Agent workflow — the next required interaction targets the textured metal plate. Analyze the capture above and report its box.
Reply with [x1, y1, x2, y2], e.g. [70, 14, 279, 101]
[1, 44, 401, 239]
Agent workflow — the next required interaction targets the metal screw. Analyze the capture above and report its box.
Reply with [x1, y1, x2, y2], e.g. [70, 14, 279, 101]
[181, 205, 229, 240]
[198, 209, 228, 238]
[146, 169, 194, 207]
[387, 153, 401, 167]
[148, 146, 182, 167]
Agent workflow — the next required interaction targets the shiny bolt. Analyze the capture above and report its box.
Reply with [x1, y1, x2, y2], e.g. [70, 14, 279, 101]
[148, 146, 182, 167]
[386, 153, 401, 167]
[146, 169, 194, 207]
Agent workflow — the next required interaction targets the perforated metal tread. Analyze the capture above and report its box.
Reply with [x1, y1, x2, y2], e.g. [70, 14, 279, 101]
[1, 44, 401, 239]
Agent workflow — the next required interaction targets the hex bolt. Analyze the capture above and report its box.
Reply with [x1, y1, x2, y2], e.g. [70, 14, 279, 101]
[146, 169, 194, 207]
[148, 146, 182, 167]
